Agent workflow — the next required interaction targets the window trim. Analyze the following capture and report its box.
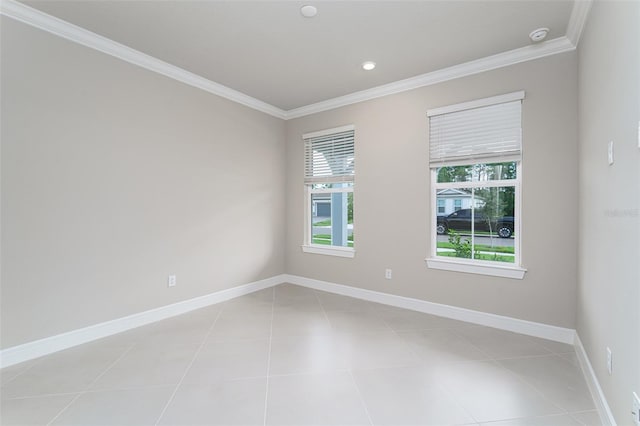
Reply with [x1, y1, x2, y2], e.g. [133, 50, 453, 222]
[427, 92, 526, 279]
[428, 165, 525, 279]
[302, 125, 355, 258]
[302, 244, 355, 258]
[303, 184, 354, 256]
[302, 124, 355, 141]
[425, 257, 526, 279]
[427, 91, 524, 117]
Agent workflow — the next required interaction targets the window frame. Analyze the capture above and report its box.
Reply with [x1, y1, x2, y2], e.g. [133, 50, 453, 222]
[301, 125, 355, 258]
[425, 92, 527, 279]
[428, 164, 524, 278]
[303, 184, 354, 257]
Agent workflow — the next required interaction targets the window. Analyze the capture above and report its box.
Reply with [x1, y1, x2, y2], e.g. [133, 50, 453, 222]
[302, 125, 355, 258]
[437, 199, 445, 214]
[426, 92, 526, 279]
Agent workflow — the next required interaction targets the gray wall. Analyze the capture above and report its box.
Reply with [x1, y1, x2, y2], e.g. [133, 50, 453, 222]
[286, 52, 579, 328]
[577, 1, 640, 424]
[1, 18, 286, 349]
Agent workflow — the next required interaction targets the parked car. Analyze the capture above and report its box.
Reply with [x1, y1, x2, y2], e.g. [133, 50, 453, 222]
[436, 208, 514, 238]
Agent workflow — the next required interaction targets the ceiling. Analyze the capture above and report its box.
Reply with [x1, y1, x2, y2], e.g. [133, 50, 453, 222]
[17, 0, 578, 114]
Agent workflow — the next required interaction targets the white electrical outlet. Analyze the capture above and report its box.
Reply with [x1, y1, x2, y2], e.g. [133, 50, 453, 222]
[632, 392, 640, 426]
[606, 347, 612, 375]
[168, 274, 177, 287]
[385, 269, 392, 279]
[607, 141, 614, 165]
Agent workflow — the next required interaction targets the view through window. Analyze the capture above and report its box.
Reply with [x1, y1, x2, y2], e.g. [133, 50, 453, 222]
[428, 92, 523, 269]
[303, 126, 355, 253]
[435, 162, 518, 263]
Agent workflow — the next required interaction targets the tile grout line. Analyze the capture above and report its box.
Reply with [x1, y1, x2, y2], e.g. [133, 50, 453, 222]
[262, 286, 276, 426]
[153, 305, 226, 426]
[567, 409, 599, 426]
[1, 358, 43, 387]
[312, 288, 333, 332]
[45, 343, 135, 426]
[347, 369, 374, 426]
[3, 391, 84, 401]
[491, 358, 570, 415]
[447, 327, 496, 361]
[484, 341, 585, 415]
[385, 324, 481, 424]
[313, 289, 373, 425]
[473, 333, 572, 416]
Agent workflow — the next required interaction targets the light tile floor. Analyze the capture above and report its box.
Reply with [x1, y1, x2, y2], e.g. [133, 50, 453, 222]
[1, 283, 600, 426]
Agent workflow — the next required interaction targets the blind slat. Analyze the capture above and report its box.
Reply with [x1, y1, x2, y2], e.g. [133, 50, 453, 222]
[304, 129, 355, 182]
[429, 100, 522, 165]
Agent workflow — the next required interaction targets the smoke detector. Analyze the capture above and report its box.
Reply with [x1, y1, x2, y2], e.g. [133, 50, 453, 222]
[529, 28, 549, 43]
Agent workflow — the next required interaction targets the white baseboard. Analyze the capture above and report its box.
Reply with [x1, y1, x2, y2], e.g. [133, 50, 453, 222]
[574, 334, 617, 426]
[2, 272, 615, 425]
[0, 273, 578, 369]
[283, 274, 576, 344]
[0, 274, 286, 369]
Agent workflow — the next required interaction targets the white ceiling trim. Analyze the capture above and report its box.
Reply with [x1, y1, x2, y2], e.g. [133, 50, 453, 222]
[2, 0, 591, 121]
[285, 37, 574, 119]
[566, 0, 593, 46]
[0, 0, 287, 119]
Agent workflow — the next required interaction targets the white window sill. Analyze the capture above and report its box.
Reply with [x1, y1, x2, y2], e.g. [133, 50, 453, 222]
[302, 245, 355, 258]
[426, 258, 526, 279]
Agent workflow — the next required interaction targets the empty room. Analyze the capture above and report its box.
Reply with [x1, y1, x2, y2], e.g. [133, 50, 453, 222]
[1, 0, 638, 425]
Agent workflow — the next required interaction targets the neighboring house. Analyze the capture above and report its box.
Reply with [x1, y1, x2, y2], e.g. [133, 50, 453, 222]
[436, 188, 482, 215]
[312, 194, 331, 217]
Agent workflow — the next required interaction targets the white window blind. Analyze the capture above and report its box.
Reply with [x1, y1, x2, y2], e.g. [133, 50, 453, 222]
[304, 128, 355, 183]
[429, 100, 522, 167]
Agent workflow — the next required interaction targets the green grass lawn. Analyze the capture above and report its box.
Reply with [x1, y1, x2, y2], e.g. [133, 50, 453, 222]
[313, 219, 354, 226]
[437, 242, 514, 254]
[437, 251, 514, 263]
[312, 234, 354, 247]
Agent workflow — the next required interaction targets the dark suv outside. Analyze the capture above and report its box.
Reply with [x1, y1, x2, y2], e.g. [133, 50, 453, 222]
[436, 208, 514, 238]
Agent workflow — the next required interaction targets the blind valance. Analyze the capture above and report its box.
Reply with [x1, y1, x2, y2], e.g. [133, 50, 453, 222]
[304, 127, 355, 183]
[429, 99, 522, 167]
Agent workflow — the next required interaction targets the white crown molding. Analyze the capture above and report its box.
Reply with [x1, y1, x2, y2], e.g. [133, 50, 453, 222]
[284, 36, 575, 119]
[1, 0, 586, 121]
[284, 274, 576, 344]
[574, 334, 617, 426]
[0, 0, 287, 120]
[566, 0, 594, 47]
[0, 274, 286, 368]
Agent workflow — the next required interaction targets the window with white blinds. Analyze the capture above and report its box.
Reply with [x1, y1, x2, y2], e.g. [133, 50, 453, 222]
[428, 93, 523, 167]
[302, 125, 355, 257]
[426, 91, 526, 279]
[304, 126, 355, 183]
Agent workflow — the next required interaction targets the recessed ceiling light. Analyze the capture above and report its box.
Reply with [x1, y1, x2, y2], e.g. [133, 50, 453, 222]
[300, 5, 317, 18]
[529, 27, 549, 43]
[362, 61, 376, 71]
